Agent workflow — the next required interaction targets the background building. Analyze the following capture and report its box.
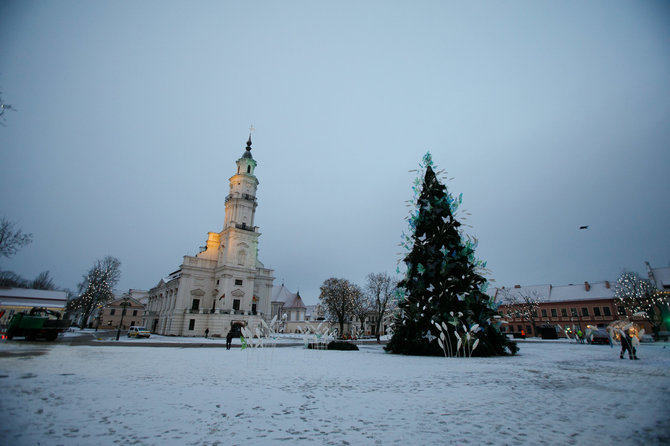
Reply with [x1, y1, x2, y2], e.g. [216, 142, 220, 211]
[491, 279, 665, 337]
[97, 296, 145, 330]
[0, 288, 68, 331]
[144, 137, 274, 337]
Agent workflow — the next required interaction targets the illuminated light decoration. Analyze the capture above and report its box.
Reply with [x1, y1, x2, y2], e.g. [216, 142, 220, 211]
[615, 272, 669, 337]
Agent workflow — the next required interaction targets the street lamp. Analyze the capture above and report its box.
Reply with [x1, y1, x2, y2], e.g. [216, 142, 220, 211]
[115, 297, 131, 341]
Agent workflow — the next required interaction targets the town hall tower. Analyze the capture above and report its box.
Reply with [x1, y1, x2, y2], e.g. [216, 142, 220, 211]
[144, 136, 275, 336]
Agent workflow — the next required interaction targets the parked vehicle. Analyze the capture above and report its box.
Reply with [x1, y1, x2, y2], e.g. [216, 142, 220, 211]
[127, 326, 151, 338]
[588, 329, 610, 345]
[640, 334, 655, 343]
[5, 307, 69, 341]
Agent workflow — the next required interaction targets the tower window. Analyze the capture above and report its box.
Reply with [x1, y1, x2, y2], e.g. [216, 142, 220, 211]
[247, 165, 251, 173]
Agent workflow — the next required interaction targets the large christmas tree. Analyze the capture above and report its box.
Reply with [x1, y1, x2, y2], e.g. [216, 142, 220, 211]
[386, 154, 517, 357]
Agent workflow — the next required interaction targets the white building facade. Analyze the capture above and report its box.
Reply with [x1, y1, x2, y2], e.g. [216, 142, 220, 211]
[144, 137, 275, 337]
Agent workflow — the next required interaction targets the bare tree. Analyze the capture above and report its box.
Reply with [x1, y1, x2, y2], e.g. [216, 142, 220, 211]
[0, 217, 32, 258]
[0, 90, 16, 125]
[501, 289, 544, 336]
[318, 277, 357, 338]
[365, 272, 398, 343]
[31, 271, 57, 290]
[0, 270, 28, 288]
[615, 271, 669, 338]
[67, 256, 121, 328]
[0, 270, 58, 290]
[351, 284, 371, 333]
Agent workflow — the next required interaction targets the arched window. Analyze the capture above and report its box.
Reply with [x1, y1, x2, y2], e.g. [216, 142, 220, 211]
[247, 165, 251, 173]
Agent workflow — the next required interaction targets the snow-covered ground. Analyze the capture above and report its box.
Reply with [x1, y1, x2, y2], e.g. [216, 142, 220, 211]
[62, 329, 312, 345]
[1, 339, 669, 445]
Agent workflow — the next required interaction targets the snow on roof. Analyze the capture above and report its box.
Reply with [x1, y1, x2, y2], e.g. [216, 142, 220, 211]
[0, 288, 68, 308]
[549, 282, 615, 302]
[490, 285, 551, 304]
[649, 265, 670, 290]
[0, 288, 67, 300]
[0, 288, 67, 308]
[491, 281, 615, 303]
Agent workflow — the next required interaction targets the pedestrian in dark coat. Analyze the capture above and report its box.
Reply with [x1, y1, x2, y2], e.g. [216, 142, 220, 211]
[226, 331, 233, 350]
[620, 331, 639, 360]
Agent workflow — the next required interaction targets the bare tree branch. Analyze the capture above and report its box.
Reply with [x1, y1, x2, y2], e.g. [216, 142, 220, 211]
[0, 217, 32, 258]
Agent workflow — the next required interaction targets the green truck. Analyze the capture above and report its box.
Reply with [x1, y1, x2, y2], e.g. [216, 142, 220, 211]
[5, 307, 70, 341]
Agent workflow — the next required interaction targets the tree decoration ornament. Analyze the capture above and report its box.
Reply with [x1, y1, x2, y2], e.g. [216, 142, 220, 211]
[386, 153, 517, 357]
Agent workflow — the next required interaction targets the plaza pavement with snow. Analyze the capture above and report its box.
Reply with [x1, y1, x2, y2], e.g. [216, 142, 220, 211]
[1, 335, 669, 446]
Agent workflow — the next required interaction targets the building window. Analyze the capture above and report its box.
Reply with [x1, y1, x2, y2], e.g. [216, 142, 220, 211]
[532, 309, 537, 317]
[571, 308, 578, 317]
[247, 165, 251, 173]
[617, 306, 626, 316]
[603, 307, 611, 317]
[132, 310, 138, 316]
[235, 279, 243, 286]
[233, 299, 240, 311]
[561, 308, 568, 317]
[192, 299, 200, 310]
[582, 307, 589, 317]
[593, 307, 601, 316]
[541, 309, 547, 318]
[110, 309, 115, 315]
[252, 304, 257, 315]
[216, 279, 220, 285]
[551, 309, 557, 318]
[188, 319, 195, 330]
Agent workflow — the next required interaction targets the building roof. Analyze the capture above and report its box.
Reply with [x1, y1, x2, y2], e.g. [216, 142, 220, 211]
[242, 136, 253, 159]
[106, 296, 145, 308]
[0, 288, 68, 309]
[490, 281, 615, 304]
[271, 284, 306, 309]
[648, 264, 670, 290]
[284, 292, 306, 309]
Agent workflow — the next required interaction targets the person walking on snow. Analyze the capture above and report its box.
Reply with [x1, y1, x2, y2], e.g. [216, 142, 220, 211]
[620, 329, 639, 360]
[226, 330, 233, 350]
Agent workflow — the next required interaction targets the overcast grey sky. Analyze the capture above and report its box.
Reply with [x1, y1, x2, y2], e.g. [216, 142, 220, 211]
[1, 1, 669, 304]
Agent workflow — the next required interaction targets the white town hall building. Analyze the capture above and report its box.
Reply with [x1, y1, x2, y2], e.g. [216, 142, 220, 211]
[144, 136, 275, 337]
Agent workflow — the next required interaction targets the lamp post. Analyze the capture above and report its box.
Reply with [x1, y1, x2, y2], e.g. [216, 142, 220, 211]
[115, 297, 130, 341]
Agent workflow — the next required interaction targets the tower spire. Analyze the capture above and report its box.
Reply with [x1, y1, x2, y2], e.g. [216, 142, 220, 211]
[244, 124, 255, 157]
